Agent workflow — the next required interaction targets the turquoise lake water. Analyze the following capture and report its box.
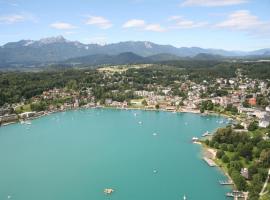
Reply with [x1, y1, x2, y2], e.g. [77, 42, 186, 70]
[0, 109, 231, 200]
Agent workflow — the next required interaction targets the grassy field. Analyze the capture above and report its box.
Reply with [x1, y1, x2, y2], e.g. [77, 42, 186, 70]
[97, 64, 152, 73]
[15, 104, 31, 114]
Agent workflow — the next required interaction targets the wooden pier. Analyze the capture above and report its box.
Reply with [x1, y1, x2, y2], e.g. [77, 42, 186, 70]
[219, 180, 233, 185]
[226, 191, 245, 199]
[203, 157, 217, 167]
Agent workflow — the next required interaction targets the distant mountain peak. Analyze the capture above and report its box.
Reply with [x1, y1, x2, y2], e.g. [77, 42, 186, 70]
[144, 41, 153, 49]
[38, 35, 67, 44]
[1, 36, 270, 67]
[23, 40, 35, 46]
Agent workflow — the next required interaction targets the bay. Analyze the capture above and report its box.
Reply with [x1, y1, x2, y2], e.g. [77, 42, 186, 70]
[0, 109, 231, 200]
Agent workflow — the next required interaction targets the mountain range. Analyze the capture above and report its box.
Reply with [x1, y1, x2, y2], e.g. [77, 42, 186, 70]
[0, 35, 270, 67]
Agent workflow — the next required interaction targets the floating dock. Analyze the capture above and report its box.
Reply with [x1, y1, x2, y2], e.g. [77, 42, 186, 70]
[219, 180, 234, 185]
[203, 157, 217, 167]
[226, 191, 245, 199]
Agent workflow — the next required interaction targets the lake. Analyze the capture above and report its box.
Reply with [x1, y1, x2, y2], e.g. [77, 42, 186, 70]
[0, 108, 231, 200]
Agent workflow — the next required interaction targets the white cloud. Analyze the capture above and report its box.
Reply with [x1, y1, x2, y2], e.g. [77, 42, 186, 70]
[215, 10, 270, 36]
[168, 16, 208, 29]
[123, 19, 145, 28]
[144, 24, 166, 32]
[122, 19, 166, 32]
[85, 16, 112, 29]
[0, 14, 25, 24]
[50, 22, 77, 30]
[181, 0, 247, 7]
[0, 12, 38, 24]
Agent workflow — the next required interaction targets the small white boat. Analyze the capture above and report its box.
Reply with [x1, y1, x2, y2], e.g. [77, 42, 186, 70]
[153, 169, 158, 173]
[7, 195, 11, 199]
[202, 131, 211, 137]
[183, 195, 187, 200]
[24, 121, 31, 125]
[192, 137, 199, 142]
[152, 132, 157, 136]
[138, 121, 142, 124]
[104, 188, 114, 195]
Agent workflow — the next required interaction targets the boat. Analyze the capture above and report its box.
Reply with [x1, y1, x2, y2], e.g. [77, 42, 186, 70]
[183, 194, 187, 200]
[21, 120, 31, 125]
[26, 121, 32, 125]
[202, 131, 212, 137]
[153, 169, 158, 173]
[104, 188, 114, 195]
[152, 132, 157, 136]
[192, 137, 199, 142]
[138, 121, 142, 124]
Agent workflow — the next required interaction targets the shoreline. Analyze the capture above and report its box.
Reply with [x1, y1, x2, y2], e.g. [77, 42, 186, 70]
[1, 105, 232, 127]
[197, 142, 236, 191]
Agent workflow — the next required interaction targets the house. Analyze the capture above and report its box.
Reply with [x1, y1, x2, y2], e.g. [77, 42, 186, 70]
[105, 98, 112, 105]
[253, 110, 267, 119]
[241, 168, 249, 179]
[73, 99, 79, 108]
[262, 133, 269, 141]
[19, 112, 36, 119]
[259, 116, 270, 128]
[238, 107, 255, 114]
[220, 97, 231, 107]
[248, 98, 256, 106]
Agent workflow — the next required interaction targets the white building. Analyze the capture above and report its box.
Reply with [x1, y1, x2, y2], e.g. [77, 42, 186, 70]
[259, 116, 270, 128]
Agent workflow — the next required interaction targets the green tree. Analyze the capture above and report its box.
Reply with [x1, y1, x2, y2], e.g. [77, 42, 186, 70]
[248, 121, 258, 131]
[216, 150, 225, 159]
[142, 99, 148, 106]
[231, 170, 247, 191]
[222, 154, 230, 163]
[259, 149, 270, 167]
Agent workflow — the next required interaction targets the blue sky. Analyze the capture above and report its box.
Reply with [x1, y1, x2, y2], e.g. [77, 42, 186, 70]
[0, 0, 270, 50]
